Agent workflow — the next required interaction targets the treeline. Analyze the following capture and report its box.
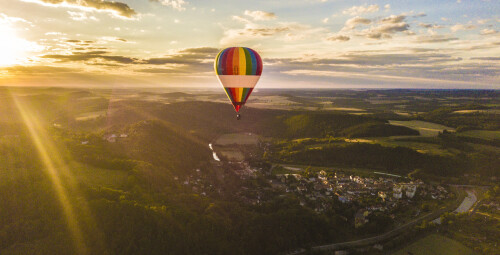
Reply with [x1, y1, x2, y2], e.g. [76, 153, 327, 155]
[153, 102, 418, 139]
[417, 104, 500, 131]
[271, 143, 469, 177]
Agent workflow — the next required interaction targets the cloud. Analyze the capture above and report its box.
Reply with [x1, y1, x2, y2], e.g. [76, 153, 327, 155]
[0, 13, 32, 25]
[344, 14, 409, 39]
[263, 52, 499, 88]
[343, 16, 371, 30]
[67, 11, 98, 21]
[22, 0, 137, 18]
[380, 15, 406, 24]
[45, 32, 66, 35]
[470, 57, 500, 61]
[415, 35, 459, 43]
[244, 10, 277, 21]
[450, 23, 476, 32]
[150, 0, 187, 11]
[3, 65, 79, 74]
[477, 19, 490, 24]
[41, 51, 138, 64]
[220, 16, 320, 45]
[480, 28, 497, 35]
[419, 23, 444, 29]
[326, 34, 350, 41]
[343, 4, 379, 16]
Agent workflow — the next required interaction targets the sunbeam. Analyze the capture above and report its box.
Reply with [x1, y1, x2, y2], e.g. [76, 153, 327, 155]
[10, 92, 89, 254]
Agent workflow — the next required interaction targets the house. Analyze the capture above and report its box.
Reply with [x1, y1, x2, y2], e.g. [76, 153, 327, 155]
[405, 185, 417, 198]
[393, 185, 403, 199]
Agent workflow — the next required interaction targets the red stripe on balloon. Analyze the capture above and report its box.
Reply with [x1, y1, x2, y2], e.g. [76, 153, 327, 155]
[254, 50, 262, 75]
[225, 47, 235, 75]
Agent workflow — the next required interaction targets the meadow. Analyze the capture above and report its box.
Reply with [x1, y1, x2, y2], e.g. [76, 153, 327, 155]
[392, 234, 477, 255]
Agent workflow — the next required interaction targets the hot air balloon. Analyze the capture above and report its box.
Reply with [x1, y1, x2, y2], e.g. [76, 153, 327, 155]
[214, 47, 262, 120]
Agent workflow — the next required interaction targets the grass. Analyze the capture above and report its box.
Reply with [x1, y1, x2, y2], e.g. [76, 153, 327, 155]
[214, 133, 260, 146]
[69, 161, 129, 189]
[392, 234, 477, 255]
[218, 150, 244, 161]
[303, 137, 455, 156]
[274, 163, 389, 178]
[457, 130, 500, 140]
[388, 120, 455, 137]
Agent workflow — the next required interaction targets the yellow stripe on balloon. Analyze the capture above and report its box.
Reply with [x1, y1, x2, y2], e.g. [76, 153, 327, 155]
[238, 47, 246, 75]
[237, 87, 242, 101]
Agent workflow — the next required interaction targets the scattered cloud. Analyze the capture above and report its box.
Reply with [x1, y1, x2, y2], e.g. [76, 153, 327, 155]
[67, 11, 98, 21]
[343, 4, 379, 16]
[415, 35, 459, 43]
[343, 16, 371, 30]
[470, 57, 500, 61]
[41, 50, 138, 64]
[150, 0, 187, 11]
[0, 13, 32, 25]
[244, 10, 277, 21]
[450, 23, 476, 32]
[419, 23, 444, 29]
[477, 19, 490, 24]
[480, 28, 497, 35]
[45, 32, 66, 36]
[343, 14, 409, 39]
[3, 65, 79, 74]
[322, 18, 329, 23]
[326, 34, 350, 41]
[21, 0, 137, 18]
[221, 14, 321, 45]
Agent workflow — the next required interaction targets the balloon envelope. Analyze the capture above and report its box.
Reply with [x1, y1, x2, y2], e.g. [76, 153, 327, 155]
[214, 47, 262, 112]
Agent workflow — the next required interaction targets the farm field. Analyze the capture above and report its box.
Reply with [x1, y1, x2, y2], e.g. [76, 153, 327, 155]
[214, 133, 260, 146]
[392, 234, 477, 255]
[218, 150, 245, 161]
[305, 137, 454, 156]
[457, 130, 500, 140]
[389, 120, 455, 136]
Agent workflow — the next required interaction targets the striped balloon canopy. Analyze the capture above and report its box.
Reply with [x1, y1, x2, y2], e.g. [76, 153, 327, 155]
[214, 47, 263, 113]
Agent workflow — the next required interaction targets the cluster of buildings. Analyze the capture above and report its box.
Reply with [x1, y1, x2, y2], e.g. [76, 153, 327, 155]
[275, 171, 423, 204]
[271, 169, 451, 227]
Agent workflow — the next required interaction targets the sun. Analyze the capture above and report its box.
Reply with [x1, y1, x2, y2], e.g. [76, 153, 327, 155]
[0, 22, 41, 66]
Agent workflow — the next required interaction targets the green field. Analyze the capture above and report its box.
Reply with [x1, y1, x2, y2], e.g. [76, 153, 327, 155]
[388, 120, 455, 137]
[392, 234, 477, 255]
[214, 133, 260, 145]
[219, 150, 245, 161]
[458, 130, 500, 140]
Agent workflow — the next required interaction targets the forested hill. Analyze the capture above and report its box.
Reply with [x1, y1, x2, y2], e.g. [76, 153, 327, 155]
[124, 120, 211, 174]
[158, 101, 419, 139]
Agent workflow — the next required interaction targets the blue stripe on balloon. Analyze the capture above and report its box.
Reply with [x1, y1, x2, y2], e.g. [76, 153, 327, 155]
[217, 48, 229, 75]
[246, 48, 257, 75]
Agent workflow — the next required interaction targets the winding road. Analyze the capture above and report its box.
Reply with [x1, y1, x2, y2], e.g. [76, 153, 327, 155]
[297, 187, 476, 253]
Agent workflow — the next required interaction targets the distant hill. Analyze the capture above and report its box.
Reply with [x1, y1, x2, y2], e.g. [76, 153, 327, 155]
[123, 119, 212, 174]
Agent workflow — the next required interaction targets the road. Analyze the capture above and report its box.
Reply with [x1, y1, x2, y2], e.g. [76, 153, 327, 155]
[304, 187, 472, 253]
[432, 189, 476, 224]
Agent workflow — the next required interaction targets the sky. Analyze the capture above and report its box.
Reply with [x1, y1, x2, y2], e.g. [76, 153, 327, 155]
[0, 0, 498, 89]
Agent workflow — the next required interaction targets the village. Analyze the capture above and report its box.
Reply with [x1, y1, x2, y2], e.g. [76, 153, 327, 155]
[180, 156, 453, 229]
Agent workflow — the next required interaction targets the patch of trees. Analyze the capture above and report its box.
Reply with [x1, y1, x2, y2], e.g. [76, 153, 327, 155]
[273, 143, 469, 177]
[341, 122, 419, 138]
[417, 104, 500, 131]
